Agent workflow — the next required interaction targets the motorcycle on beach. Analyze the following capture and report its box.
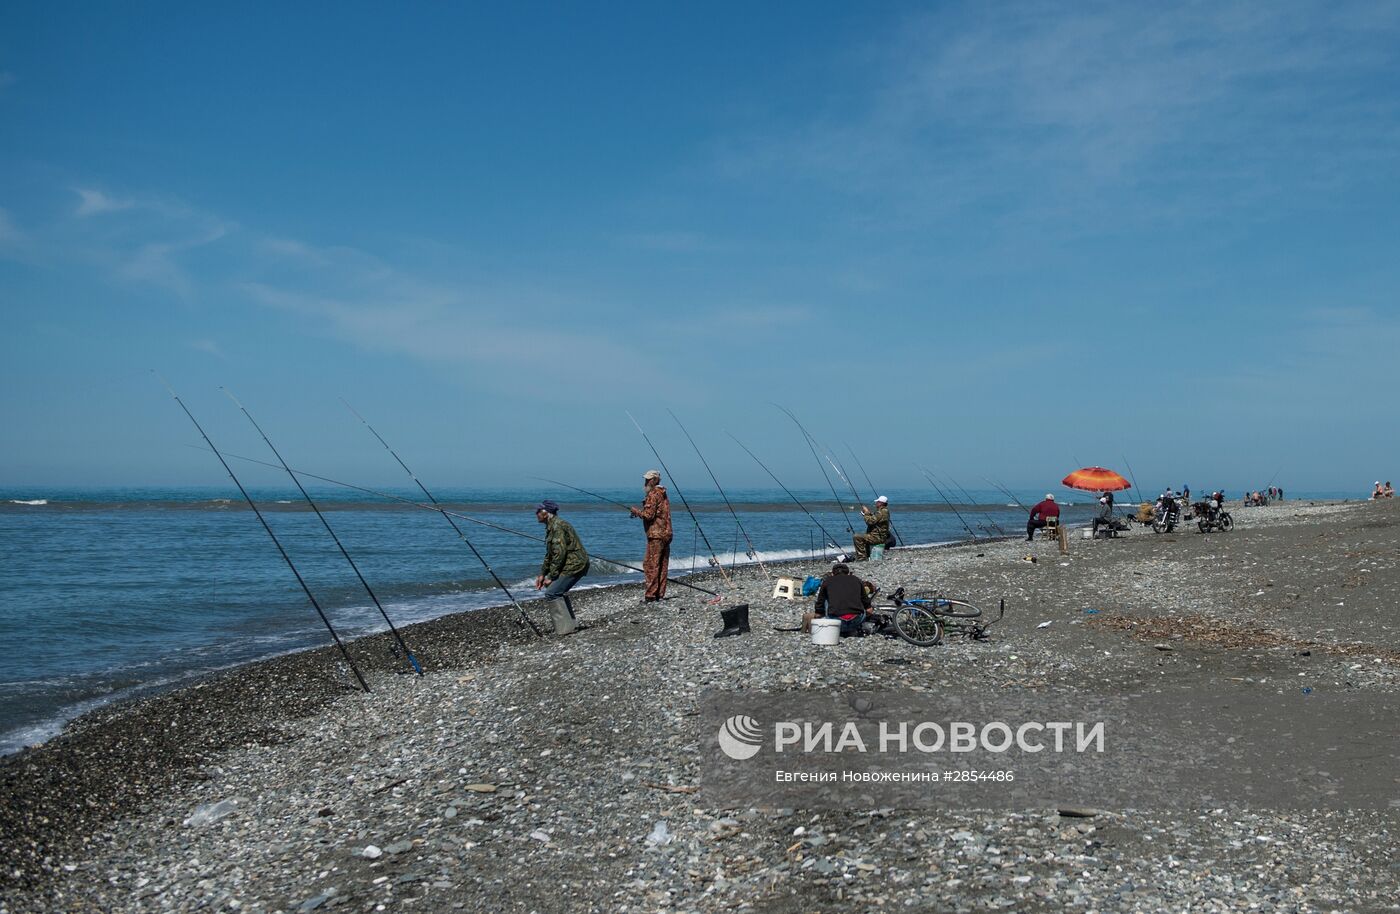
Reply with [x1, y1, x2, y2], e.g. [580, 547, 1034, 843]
[1152, 497, 1181, 534]
[1196, 495, 1234, 533]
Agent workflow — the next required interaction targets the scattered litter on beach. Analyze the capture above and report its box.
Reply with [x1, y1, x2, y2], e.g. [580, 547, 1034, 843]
[183, 797, 247, 827]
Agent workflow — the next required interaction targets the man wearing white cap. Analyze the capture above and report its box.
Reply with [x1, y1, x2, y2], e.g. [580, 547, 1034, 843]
[1027, 493, 1060, 541]
[629, 470, 673, 601]
[853, 496, 891, 561]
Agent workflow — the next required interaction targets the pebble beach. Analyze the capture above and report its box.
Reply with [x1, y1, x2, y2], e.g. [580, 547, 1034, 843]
[3, 498, 1398, 913]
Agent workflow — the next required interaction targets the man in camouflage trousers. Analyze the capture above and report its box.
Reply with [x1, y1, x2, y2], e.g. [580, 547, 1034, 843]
[535, 499, 590, 632]
[629, 469, 673, 602]
[853, 495, 891, 561]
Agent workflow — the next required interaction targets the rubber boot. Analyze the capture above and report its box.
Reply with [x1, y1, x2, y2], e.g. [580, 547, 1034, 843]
[549, 602, 577, 636]
[713, 603, 750, 638]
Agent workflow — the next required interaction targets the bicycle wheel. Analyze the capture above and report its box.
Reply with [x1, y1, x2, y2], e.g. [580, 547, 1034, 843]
[910, 597, 982, 618]
[893, 606, 943, 647]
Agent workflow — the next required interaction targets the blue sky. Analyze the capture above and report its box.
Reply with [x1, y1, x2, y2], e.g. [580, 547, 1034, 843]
[2, 1, 1398, 494]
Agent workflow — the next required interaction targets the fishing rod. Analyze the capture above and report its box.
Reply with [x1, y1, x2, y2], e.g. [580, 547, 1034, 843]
[156, 375, 369, 693]
[844, 443, 905, 547]
[668, 409, 768, 574]
[186, 445, 722, 598]
[935, 469, 1006, 536]
[983, 475, 1030, 513]
[626, 411, 729, 582]
[825, 450, 898, 545]
[727, 433, 843, 552]
[344, 401, 541, 638]
[1121, 456, 1145, 507]
[774, 404, 855, 536]
[916, 465, 979, 541]
[223, 390, 423, 675]
[531, 476, 635, 513]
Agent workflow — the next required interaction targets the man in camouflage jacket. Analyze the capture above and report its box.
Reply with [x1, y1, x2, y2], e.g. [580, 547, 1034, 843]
[535, 500, 590, 624]
[853, 496, 891, 560]
[628, 469, 673, 601]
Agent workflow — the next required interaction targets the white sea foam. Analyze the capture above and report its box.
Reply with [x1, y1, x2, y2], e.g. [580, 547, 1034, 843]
[9, 499, 48, 506]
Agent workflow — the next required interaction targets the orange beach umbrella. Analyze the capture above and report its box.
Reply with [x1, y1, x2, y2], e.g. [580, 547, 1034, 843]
[1061, 466, 1132, 492]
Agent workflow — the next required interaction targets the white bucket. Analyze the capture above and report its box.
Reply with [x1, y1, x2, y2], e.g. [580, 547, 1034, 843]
[811, 618, 841, 646]
[1082, 528, 1093, 539]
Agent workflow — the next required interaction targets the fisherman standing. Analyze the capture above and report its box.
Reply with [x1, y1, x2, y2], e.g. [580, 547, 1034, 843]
[534, 499, 589, 633]
[853, 495, 891, 561]
[628, 469, 673, 602]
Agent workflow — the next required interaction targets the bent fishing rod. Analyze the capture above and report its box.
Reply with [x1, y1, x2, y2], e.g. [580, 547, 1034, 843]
[531, 477, 635, 513]
[774, 404, 855, 537]
[669, 409, 767, 574]
[916, 465, 979, 541]
[345, 401, 541, 637]
[626, 411, 730, 582]
[934, 469, 1006, 536]
[156, 375, 369, 693]
[844, 443, 905, 547]
[224, 389, 423, 675]
[186, 446, 722, 598]
[727, 432, 843, 552]
[1120, 457, 1145, 507]
[825, 450, 893, 544]
[983, 475, 1030, 513]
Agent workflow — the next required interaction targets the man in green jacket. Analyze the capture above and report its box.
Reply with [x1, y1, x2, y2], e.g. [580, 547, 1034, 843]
[534, 499, 590, 633]
[853, 495, 891, 561]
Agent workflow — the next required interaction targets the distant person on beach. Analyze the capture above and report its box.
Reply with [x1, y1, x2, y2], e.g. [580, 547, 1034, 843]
[1386, 482, 1395, 498]
[853, 496, 891, 560]
[535, 500, 590, 630]
[1182, 485, 1190, 501]
[1373, 482, 1384, 500]
[1026, 494, 1059, 541]
[628, 469, 672, 603]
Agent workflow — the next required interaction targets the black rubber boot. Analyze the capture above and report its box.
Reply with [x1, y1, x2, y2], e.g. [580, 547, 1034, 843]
[713, 603, 750, 638]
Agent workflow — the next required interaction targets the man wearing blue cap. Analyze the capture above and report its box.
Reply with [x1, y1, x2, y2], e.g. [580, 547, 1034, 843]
[535, 500, 590, 633]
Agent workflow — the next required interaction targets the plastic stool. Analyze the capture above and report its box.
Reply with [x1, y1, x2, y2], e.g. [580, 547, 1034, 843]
[772, 577, 797, 600]
[869, 545, 885, 561]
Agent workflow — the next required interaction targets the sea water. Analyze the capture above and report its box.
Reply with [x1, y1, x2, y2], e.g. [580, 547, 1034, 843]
[2, 484, 1336, 753]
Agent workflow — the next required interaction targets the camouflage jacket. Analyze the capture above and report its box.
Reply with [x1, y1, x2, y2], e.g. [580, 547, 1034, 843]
[638, 486, 673, 542]
[863, 505, 890, 540]
[542, 516, 590, 579]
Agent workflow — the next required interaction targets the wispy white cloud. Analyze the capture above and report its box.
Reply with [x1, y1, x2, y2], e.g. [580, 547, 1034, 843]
[189, 339, 227, 361]
[717, 0, 1400, 233]
[74, 187, 136, 218]
[614, 230, 711, 253]
[0, 208, 21, 246]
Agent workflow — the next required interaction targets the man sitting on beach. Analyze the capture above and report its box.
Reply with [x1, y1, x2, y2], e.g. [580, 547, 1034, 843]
[853, 496, 891, 560]
[811, 563, 872, 636]
[535, 500, 590, 633]
[1026, 494, 1059, 541]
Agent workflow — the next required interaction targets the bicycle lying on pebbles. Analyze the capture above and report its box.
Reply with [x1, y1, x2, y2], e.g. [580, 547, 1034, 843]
[867, 585, 1006, 647]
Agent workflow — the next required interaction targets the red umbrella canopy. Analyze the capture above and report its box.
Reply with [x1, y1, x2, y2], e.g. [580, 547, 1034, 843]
[1062, 467, 1132, 492]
